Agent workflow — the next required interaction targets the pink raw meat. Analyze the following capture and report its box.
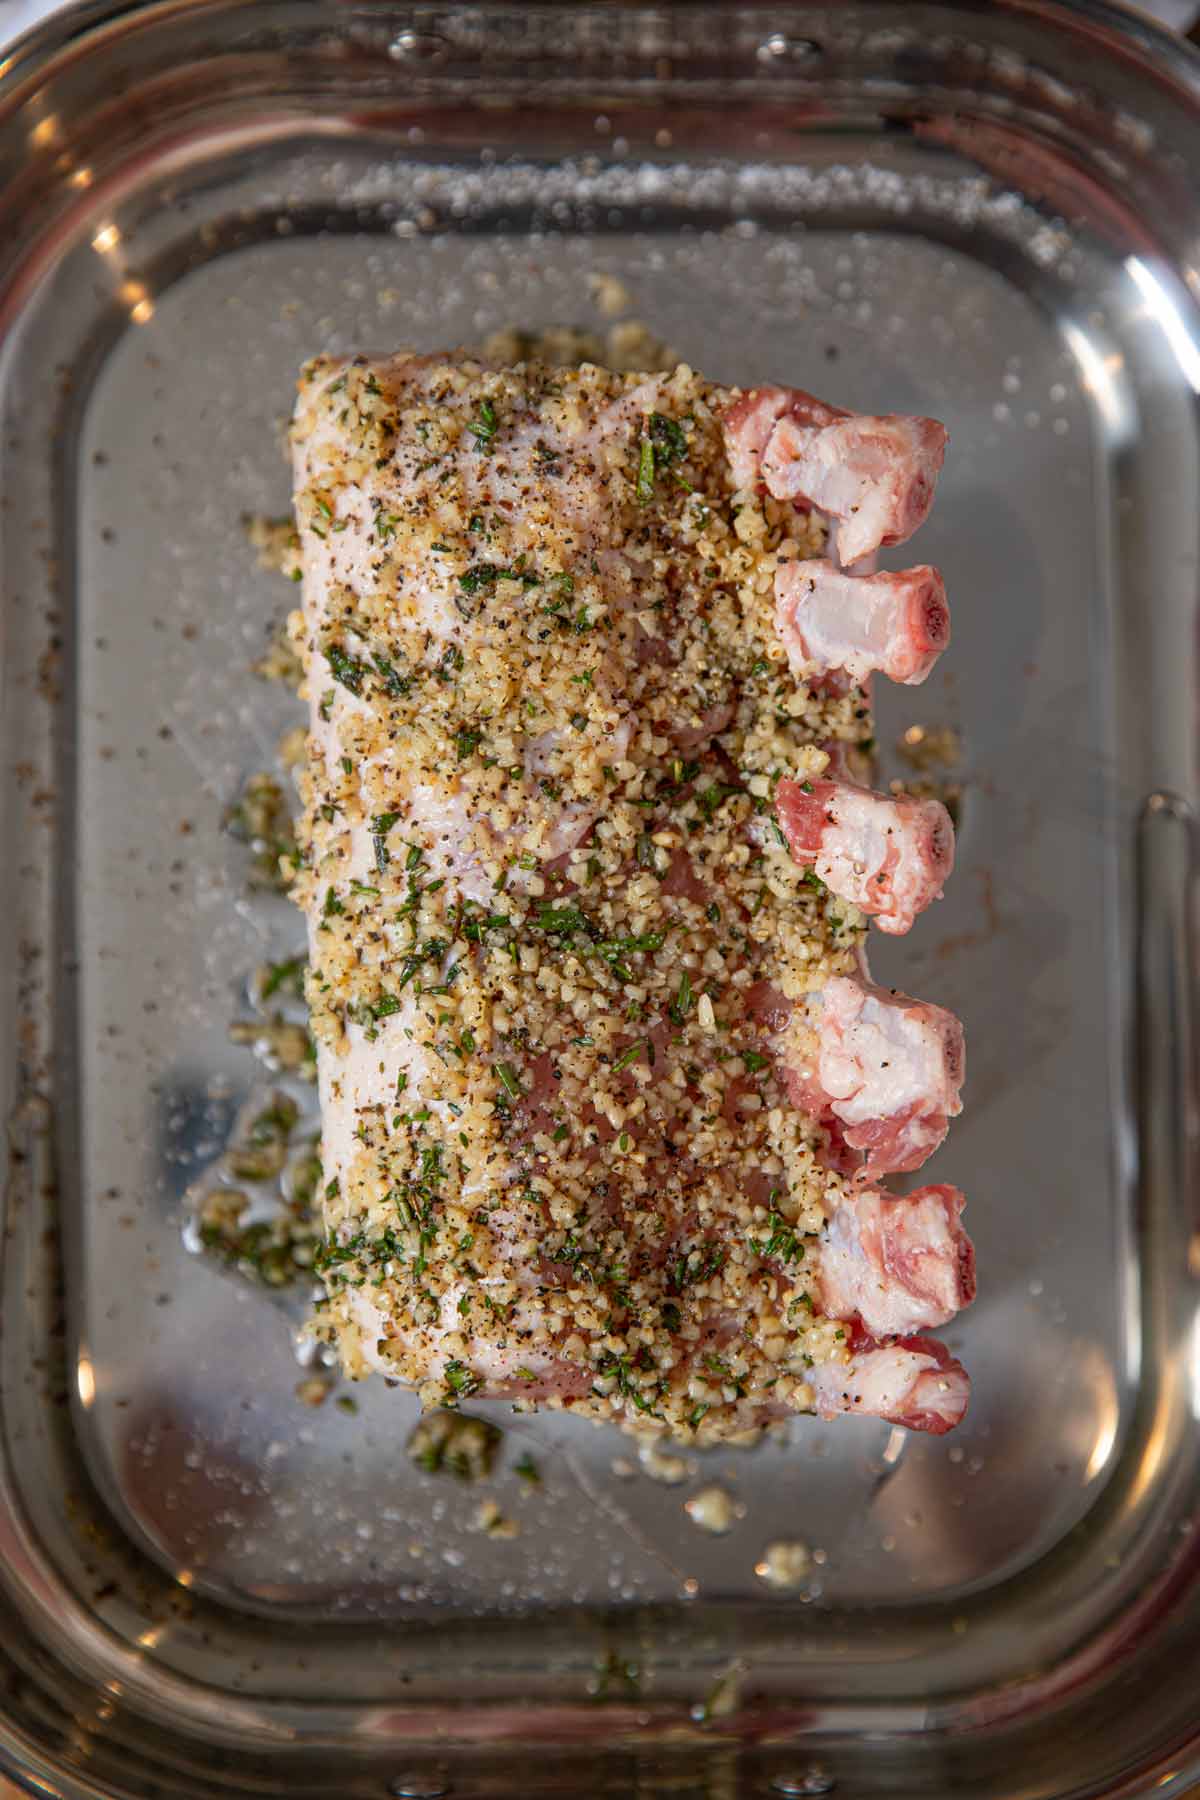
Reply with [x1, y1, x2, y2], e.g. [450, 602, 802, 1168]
[818, 1183, 975, 1337]
[724, 385, 947, 564]
[775, 559, 950, 688]
[790, 974, 965, 1178]
[808, 1331, 970, 1433]
[776, 776, 954, 934]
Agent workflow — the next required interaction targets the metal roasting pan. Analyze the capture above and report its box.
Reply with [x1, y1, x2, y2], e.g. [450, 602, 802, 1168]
[1, 2, 1199, 1794]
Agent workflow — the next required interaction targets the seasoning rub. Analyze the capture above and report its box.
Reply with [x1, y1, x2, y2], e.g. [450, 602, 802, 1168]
[289, 352, 972, 1441]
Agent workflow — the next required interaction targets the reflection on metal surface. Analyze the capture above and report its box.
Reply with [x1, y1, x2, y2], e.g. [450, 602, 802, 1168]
[119, 278, 154, 325]
[76, 1354, 95, 1409]
[1126, 1396, 1176, 1514]
[770, 1773, 836, 1798]
[1061, 321, 1131, 438]
[1126, 256, 1200, 392]
[28, 112, 57, 147]
[90, 224, 154, 321]
[1084, 1391, 1120, 1485]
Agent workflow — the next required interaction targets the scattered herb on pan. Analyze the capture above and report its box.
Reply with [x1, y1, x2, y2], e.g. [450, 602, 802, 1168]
[406, 1410, 501, 1479]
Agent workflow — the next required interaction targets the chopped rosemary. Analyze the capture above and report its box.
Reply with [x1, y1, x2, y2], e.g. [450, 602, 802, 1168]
[468, 398, 498, 448]
[259, 955, 306, 1000]
[749, 1208, 805, 1265]
[371, 811, 399, 870]
[635, 435, 656, 505]
[670, 971, 693, 1024]
[445, 1359, 481, 1399]
[495, 1061, 522, 1099]
[327, 643, 366, 694]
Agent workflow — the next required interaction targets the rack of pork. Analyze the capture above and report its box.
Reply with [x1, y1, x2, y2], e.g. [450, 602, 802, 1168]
[728, 385, 972, 1433]
[293, 357, 974, 1440]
